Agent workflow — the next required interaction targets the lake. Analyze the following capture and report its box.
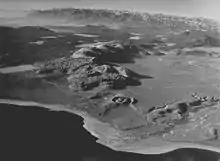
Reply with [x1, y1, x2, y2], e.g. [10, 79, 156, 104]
[1, 103, 220, 160]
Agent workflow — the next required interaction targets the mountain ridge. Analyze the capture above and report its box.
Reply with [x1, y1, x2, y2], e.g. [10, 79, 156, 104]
[28, 8, 219, 31]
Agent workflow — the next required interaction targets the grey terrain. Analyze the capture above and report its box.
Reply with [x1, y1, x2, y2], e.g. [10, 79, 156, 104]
[1, 8, 220, 157]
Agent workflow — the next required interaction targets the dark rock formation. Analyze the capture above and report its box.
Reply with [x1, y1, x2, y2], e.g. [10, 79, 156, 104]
[144, 94, 220, 128]
[175, 48, 220, 57]
[36, 57, 93, 75]
[192, 35, 220, 47]
[204, 127, 219, 140]
[67, 63, 141, 91]
[36, 41, 151, 91]
[183, 30, 191, 35]
[112, 95, 138, 105]
[98, 94, 137, 116]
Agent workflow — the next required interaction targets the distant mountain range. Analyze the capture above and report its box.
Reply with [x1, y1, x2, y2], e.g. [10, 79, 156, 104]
[28, 8, 219, 31]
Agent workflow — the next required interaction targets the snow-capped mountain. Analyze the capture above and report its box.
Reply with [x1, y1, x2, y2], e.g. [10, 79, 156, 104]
[28, 8, 219, 31]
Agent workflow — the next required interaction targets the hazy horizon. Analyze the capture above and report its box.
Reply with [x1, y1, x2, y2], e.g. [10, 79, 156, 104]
[0, 0, 220, 21]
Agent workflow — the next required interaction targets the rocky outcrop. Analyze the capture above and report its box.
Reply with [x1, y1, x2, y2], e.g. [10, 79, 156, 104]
[204, 127, 219, 140]
[98, 94, 138, 116]
[176, 48, 220, 57]
[36, 57, 93, 75]
[36, 41, 149, 91]
[192, 35, 220, 47]
[112, 95, 138, 105]
[67, 63, 141, 91]
[144, 94, 220, 127]
[72, 41, 140, 63]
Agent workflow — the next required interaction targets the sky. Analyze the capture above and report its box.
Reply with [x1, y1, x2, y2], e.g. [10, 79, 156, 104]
[0, 0, 220, 20]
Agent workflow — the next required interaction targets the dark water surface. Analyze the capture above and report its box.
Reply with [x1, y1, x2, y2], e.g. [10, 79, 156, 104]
[1, 104, 220, 161]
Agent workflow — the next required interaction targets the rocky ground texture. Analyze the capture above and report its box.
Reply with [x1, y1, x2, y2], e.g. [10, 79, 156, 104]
[33, 40, 220, 143]
[36, 41, 147, 91]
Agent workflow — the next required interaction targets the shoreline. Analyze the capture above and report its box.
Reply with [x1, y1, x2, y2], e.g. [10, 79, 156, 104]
[1, 98, 220, 154]
[0, 65, 38, 74]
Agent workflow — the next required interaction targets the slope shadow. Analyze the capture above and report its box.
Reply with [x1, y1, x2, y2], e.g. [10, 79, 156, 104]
[104, 62, 154, 80]
[0, 103, 220, 161]
[127, 69, 154, 79]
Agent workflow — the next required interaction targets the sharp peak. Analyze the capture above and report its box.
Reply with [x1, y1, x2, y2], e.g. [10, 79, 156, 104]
[32, 7, 215, 21]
